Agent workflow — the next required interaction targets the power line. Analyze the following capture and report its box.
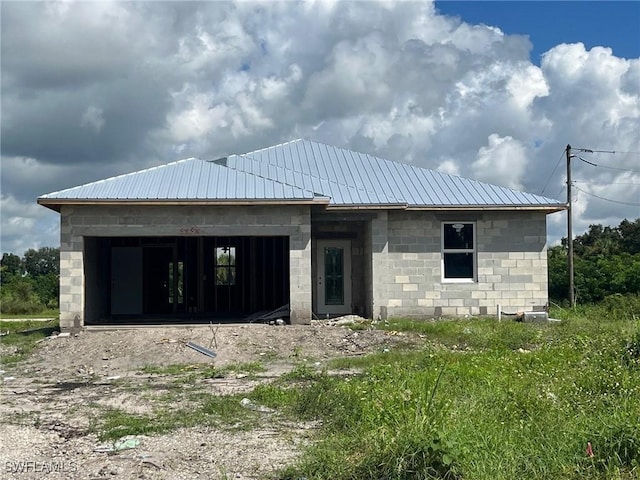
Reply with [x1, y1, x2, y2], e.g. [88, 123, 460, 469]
[574, 180, 640, 186]
[573, 184, 640, 207]
[540, 149, 565, 195]
[573, 148, 640, 155]
[577, 156, 640, 174]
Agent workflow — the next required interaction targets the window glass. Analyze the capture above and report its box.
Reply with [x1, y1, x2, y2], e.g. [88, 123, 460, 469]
[442, 223, 475, 281]
[443, 252, 474, 279]
[443, 223, 473, 249]
[215, 246, 236, 285]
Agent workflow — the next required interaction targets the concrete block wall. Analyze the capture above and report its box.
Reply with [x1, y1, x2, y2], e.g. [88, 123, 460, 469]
[58, 204, 312, 330]
[381, 211, 549, 317]
[367, 211, 389, 320]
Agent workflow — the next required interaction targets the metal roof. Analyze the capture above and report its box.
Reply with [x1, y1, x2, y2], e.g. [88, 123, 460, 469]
[234, 139, 565, 208]
[39, 139, 565, 210]
[39, 158, 319, 202]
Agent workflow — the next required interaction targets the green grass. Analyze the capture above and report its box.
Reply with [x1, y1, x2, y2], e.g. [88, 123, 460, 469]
[0, 319, 59, 364]
[94, 393, 258, 441]
[274, 310, 640, 480]
[140, 361, 266, 379]
[0, 310, 59, 319]
[49, 305, 640, 479]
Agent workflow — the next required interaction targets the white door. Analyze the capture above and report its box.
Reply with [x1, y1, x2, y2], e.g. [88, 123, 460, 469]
[316, 240, 352, 316]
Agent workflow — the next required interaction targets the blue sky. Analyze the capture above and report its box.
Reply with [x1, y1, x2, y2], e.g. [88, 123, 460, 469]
[435, 1, 640, 64]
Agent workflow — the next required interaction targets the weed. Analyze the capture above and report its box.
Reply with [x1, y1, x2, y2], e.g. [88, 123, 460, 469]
[219, 361, 266, 375]
[347, 320, 372, 331]
[141, 364, 198, 375]
[95, 393, 255, 441]
[277, 310, 640, 479]
[0, 319, 58, 364]
[280, 364, 322, 381]
[140, 361, 265, 380]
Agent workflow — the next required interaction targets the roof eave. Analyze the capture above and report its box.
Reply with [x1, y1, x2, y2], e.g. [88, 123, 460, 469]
[323, 203, 567, 212]
[405, 204, 567, 213]
[37, 197, 330, 212]
[325, 203, 408, 210]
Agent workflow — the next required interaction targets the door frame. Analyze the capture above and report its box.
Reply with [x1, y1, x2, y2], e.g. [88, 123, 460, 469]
[315, 239, 352, 316]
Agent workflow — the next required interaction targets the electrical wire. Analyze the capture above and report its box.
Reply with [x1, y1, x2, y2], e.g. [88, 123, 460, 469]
[574, 180, 640, 186]
[573, 184, 640, 207]
[540, 149, 565, 195]
[577, 156, 640, 174]
[573, 148, 640, 155]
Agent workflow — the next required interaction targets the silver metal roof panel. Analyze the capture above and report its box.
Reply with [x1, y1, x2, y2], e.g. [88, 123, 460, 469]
[39, 158, 317, 201]
[39, 139, 564, 210]
[238, 139, 563, 207]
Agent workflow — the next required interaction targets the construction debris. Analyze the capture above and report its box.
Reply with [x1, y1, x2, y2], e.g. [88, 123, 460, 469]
[245, 304, 290, 323]
[311, 314, 370, 327]
[186, 341, 217, 359]
[94, 436, 140, 453]
[239, 398, 274, 413]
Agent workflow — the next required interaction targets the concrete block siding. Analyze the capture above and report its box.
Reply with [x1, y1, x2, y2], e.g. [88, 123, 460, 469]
[59, 204, 312, 330]
[383, 211, 548, 317]
[59, 203, 549, 330]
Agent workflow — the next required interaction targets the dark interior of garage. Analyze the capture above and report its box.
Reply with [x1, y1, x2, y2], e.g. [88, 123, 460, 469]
[84, 236, 289, 324]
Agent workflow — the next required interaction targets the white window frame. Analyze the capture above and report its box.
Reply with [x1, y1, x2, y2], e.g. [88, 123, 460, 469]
[441, 222, 477, 283]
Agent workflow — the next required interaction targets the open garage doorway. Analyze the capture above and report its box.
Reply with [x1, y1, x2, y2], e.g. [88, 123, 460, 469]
[84, 236, 290, 324]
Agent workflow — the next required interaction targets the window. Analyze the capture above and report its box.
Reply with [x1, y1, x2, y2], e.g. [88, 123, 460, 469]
[215, 246, 236, 285]
[442, 222, 476, 281]
[168, 261, 184, 305]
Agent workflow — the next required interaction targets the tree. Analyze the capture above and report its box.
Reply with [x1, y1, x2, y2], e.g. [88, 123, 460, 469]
[572, 224, 621, 257]
[0, 252, 22, 283]
[619, 219, 640, 255]
[549, 218, 640, 303]
[23, 247, 59, 278]
[547, 245, 568, 301]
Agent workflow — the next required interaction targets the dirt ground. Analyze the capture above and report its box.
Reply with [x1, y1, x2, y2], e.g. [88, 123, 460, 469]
[0, 319, 419, 480]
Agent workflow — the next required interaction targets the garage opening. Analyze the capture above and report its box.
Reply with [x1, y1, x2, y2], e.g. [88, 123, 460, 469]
[84, 236, 289, 324]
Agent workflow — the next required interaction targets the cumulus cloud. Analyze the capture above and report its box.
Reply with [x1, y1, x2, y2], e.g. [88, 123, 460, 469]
[0, 1, 638, 253]
[0, 194, 58, 254]
[472, 134, 528, 190]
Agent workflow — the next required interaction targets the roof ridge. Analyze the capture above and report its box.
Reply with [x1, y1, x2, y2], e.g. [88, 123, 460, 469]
[240, 141, 405, 204]
[240, 138, 304, 157]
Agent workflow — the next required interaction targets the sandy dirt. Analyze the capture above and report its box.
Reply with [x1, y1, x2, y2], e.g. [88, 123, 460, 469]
[0, 319, 418, 479]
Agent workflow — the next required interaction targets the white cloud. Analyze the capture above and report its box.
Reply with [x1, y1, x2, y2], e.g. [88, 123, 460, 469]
[472, 134, 528, 190]
[0, 194, 59, 254]
[507, 64, 549, 109]
[437, 159, 460, 176]
[1, 1, 638, 251]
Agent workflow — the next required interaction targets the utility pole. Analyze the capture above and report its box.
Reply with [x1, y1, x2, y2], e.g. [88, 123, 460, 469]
[566, 144, 575, 307]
